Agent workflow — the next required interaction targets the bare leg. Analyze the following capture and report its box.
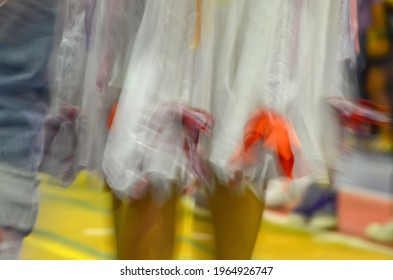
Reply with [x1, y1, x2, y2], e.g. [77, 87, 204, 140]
[111, 187, 178, 260]
[208, 181, 264, 260]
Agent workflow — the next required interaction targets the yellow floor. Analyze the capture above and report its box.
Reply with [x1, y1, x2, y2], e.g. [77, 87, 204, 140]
[20, 175, 393, 260]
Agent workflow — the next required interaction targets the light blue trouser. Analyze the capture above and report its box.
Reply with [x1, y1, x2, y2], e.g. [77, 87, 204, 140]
[0, 0, 60, 244]
[0, 227, 25, 260]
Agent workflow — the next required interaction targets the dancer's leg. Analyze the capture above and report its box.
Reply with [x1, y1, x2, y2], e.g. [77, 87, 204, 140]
[208, 181, 264, 260]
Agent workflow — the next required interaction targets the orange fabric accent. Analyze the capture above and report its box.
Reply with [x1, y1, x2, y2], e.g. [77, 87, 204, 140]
[107, 100, 118, 129]
[191, 0, 201, 49]
[231, 109, 300, 179]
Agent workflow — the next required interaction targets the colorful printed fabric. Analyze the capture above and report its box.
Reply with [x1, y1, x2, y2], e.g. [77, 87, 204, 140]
[153, 104, 214, 187]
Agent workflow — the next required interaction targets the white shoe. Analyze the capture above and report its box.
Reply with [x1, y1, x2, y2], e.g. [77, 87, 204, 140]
[286, 213, 308, 227]
[309, 215, 337, 230]
[365, 221, 393, 243]
[265, 176, 311, 208]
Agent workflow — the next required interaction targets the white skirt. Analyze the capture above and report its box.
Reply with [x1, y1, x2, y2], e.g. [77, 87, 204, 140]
[103, 0, 201, 204]
[103, 0, 355, 204]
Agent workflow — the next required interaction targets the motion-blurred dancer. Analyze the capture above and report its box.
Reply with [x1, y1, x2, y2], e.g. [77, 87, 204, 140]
[0, 0, 60, 259]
